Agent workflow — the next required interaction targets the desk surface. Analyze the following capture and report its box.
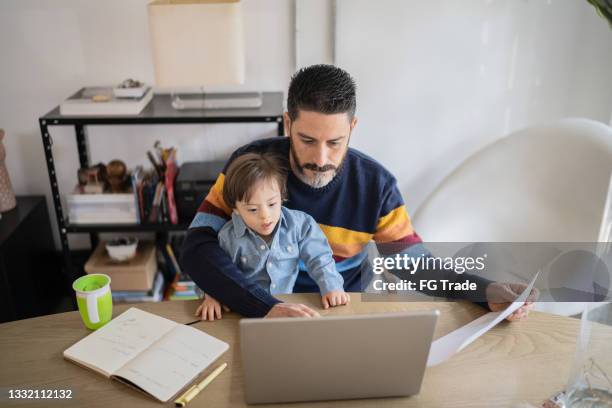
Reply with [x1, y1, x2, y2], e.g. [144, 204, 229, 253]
[0, 294, 586, 407]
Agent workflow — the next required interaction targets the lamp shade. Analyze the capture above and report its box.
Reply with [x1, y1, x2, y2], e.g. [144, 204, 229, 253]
[148, 0, 245, 87]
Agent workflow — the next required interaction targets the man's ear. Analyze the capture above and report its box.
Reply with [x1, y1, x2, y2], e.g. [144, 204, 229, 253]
[350, 116, 358, 131]
[283, 112, 291, 136]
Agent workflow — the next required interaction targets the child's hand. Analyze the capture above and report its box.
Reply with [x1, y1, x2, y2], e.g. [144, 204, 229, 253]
[195, 294, 229, 321]
[321, 290, 350, 309]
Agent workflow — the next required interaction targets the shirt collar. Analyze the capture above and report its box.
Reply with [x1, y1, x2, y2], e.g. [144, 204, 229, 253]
[231, 211, 249, 238]
[230, 207, 289, 239]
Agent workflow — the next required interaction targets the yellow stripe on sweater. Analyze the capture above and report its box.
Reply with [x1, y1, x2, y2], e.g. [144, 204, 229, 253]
[374, 205, 415, 243]
[318, 224, 373, 258]
[204, 173, 232, 216]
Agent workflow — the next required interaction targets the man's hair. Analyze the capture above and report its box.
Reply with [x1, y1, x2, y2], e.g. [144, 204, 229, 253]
[223, 152, 288, 209]
[287, 64, 356, 121]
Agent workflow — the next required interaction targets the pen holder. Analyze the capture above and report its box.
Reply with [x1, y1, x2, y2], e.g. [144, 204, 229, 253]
[73, 274, 113, 330]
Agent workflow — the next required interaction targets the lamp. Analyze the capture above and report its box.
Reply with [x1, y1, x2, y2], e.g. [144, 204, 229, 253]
[148, 0, 261, 109]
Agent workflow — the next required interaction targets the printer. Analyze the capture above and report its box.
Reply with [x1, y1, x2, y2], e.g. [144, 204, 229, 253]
[175, 161, 225, 222]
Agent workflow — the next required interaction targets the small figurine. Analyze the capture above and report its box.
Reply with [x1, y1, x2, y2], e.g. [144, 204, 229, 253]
[0, 129, 17, 212]
[107, 159, 128, 193]
[78, 163, 107, 194]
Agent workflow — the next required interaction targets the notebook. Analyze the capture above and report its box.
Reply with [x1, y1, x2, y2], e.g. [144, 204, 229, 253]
[63, 307, 228, 402]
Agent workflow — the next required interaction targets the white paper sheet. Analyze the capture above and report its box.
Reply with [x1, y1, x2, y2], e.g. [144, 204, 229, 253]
[426, 271, 539, 367]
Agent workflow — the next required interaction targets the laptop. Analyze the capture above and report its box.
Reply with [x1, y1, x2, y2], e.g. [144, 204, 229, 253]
[240, 310, 439, 404]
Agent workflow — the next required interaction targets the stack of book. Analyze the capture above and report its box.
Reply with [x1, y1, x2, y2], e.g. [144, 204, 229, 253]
[167, 275, 202, 301]
[112, 272, 165, 303]
[161, 241, 202, 301]
[85, 241, 165, 304]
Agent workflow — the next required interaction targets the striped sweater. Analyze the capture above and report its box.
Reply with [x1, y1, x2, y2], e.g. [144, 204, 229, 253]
[181, 137, 491, 316]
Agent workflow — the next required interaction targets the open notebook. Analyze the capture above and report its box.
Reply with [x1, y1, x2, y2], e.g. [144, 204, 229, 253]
[63, 307, 228, 402]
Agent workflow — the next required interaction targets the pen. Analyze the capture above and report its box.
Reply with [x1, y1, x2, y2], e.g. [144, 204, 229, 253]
[174, 362, 227, 407]
[146, 150, 163, 178]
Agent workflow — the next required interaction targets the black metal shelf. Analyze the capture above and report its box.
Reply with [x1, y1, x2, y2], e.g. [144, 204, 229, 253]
[65, 222, 191, 233]
[39, 91, 284, 288]
[41, 93, 284, 126]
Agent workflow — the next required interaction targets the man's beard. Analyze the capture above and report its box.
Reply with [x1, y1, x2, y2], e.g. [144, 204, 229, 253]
[289, 137, 346, 189]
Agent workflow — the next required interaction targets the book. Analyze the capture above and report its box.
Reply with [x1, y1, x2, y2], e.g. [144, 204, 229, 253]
[141, 173, 158, 221]
[166, 243, 182, 275]
[164, 149, 179, 224]
[160, 187, 169, 223]
[169, 288, 201, 301]
[148, 182, 164, 223]
[130, 166, 144, 224]
[112, 272, 165, 303]
[63, 307, 228, 402]
[60, 87, 153, 116]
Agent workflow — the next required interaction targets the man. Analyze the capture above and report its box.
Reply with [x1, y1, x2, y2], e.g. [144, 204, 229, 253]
[181, 64, 536, 320]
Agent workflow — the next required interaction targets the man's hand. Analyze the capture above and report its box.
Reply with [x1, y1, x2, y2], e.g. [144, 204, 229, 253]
[486, 282, 539, 321]
[265, 303, 320, 318]
[321, 290, 350, 309]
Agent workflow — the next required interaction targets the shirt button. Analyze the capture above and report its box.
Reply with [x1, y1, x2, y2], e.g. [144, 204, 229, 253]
[241, 256, 247, 263]
[271, 283, 276, 289]
[287, 245, 292, 252]
[267, 262, 272, 268]
[260, 245, 266, 250]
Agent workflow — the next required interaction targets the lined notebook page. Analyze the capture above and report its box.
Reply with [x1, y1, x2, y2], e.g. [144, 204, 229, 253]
[114, 324, 229, 402]
[63, 308, 177, 377]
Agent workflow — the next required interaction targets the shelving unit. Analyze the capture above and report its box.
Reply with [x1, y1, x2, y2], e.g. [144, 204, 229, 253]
[39, 92, 284, 293]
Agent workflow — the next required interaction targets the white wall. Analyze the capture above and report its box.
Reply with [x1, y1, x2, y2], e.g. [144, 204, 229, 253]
[1, 0, 611, 250]
[0, 0, 296, 248]
[336, 0, 612, 216]
[296, 0, 335, 68]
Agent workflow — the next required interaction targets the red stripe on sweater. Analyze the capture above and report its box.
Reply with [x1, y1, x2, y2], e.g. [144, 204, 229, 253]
[377, 232, 423, 255]
[198, 199, 230, 220]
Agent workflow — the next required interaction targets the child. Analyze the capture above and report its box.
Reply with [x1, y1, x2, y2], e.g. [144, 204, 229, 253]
[196, 152, 349, 321]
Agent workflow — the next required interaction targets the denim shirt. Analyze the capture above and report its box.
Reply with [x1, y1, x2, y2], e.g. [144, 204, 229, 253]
[218, 206, 344, 295]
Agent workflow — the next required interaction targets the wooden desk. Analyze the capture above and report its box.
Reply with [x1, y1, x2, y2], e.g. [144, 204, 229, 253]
[0, 294, 587, 407]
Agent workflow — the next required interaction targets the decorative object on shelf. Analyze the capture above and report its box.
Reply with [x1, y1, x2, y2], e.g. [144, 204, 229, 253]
[0, 129, 17, 213]
[105, 237, 139, 262]
[113, 78, 148, 99]
[107, 159, 128, 193]
[147, 0, 262, 110]
[77, 163, 107, 194]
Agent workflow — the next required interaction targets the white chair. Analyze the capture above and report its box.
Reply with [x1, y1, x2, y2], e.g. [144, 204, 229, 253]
[412, 118, 612, 315]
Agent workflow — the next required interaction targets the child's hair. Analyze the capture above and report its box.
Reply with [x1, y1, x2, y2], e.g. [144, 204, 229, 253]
[222, 152, 287, 208]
